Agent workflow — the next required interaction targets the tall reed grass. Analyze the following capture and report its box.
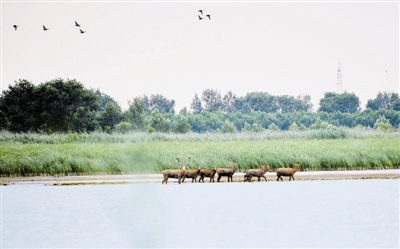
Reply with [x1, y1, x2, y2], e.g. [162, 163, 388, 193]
[1, 137, 399, 176]
[1, 128, 399, 144]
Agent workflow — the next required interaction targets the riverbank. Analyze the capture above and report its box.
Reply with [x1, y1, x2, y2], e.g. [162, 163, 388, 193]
[1, 169, 399, 186]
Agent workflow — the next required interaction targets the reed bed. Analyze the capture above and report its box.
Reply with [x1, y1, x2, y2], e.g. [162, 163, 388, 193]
[1, 128, 399, 144]
[1, 138, 399, 176]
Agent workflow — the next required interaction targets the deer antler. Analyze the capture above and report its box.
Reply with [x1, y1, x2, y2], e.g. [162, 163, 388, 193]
[184, 157, 191, 167]
[176, 158, 182, 167]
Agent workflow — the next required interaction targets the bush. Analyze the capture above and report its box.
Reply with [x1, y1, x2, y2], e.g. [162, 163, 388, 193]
[268, 123, 280, 131]
[374, 115, 392, 131]
[220, 120, 237, 133]
[115, 122, 133, 134]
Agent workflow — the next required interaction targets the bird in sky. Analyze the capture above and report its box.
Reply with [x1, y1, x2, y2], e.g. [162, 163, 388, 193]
[43, 25, 49, 31]
[80, 29, 86, 34]
[75, 21, 80, 27]
[206, 14, 211, 20]
[198, 10, 203, 15]
[198, 15, 204, 20]
[13, 25, 18, 31]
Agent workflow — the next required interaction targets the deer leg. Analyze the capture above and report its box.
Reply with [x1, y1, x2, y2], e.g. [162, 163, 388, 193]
[217, 175, 221, 182]
[258, 176, 261, 182]
[263, 176, 267, 182]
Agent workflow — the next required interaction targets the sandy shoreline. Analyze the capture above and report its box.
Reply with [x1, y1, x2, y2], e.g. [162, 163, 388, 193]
[1, 169, 399, 186]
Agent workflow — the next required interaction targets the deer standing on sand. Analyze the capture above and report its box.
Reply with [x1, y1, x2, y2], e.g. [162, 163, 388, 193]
[183, 165, 202, 183]
[276, 164, 300, 181]
[217, 164, 237, 182]
[198, 166, 217, 183]
[161, 157, 191, 184]
[244, 165, 271, 182]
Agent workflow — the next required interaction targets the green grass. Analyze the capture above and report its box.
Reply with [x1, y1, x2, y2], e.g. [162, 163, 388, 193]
[1, 137, 399, 176]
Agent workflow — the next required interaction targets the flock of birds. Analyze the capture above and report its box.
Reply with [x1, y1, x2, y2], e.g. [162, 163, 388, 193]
[12, 10, 211, 34]
[12, 21, 86, 34]
[198, 9, 211, 20]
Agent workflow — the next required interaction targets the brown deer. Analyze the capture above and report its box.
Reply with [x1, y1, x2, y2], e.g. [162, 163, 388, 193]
[244, 165, 271, 182]
[161, 157, 191, 184]
[198, 166, 217, 183]
[217, 164, 237, 182]
[276, 164, 300, 181]
[183, 165, 202, 183]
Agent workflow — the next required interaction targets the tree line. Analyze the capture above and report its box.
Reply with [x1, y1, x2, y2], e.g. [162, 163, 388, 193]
[1, 78, 399, 133]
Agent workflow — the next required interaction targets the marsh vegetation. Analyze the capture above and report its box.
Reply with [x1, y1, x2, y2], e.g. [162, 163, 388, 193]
[1, 129, 399, 177]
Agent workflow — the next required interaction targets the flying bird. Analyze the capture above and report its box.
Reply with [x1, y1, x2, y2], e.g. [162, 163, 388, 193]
[206, 14, 211, 20]
[13, 25, 18, 31]
[75, 21, 80, 27]
[198, 15, 204, 20]
[198, 10, 203, 15]
[43, 25, 49, 31]
[80, 29, 86, 34]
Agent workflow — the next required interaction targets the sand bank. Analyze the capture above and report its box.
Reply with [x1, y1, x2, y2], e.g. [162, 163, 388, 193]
[1, 169, 399, 186]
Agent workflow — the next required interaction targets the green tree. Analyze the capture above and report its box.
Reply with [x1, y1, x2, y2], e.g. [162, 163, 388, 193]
[222, 91, 237, 112]
[98, 102, 122, 130]
[190, 93, 203, 114]
[115, 121, 133, 134]
[202, 89, 223, 112]
[241, 92, 278, 113]
[289, 122, 299, 131]
[148, 93, 175, 114]
[172, 115, 191, 133]
[148, 108, 171, 132]
[91, 88, 119, 112]
[127, 97, 146, 130]
[318, 92, 360, 113]
[220, 120, 237, 133]
[373, 115, 392, 131]
[0, 79, 39, 132]
[252, 122, 264, 132]
[366, 91, 400, 110]
[268, 123, 280, 131]
[36, 78, 99, 132]
[242, 121, 252, 132]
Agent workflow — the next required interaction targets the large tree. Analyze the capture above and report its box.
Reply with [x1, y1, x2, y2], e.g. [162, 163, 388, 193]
[366, 91, 399, 110]
[36, 78, 99, 132]
[91, 88, 120, 112]
[318, 92, 360, 113]
[190, 93, 203, 114]
[98, 102, 122, 130]
[202, 89, 224, 112]
[0, 79, 39, 132]
[127, 97, 146, 130]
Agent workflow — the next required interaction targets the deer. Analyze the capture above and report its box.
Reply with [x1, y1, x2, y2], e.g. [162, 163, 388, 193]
[217, 164, 237, 182]
[161, 157, 191, 184]
[276, 164, 301, 181]
[243, 165, 271, 182]
[198, 166, 217, 183]
[183, 165, 202, 183]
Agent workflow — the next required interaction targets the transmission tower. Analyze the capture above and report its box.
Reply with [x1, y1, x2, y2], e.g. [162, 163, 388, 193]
[337, 62, 342, 93]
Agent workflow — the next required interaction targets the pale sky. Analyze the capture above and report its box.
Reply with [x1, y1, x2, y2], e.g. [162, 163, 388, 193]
[1, 0, 399, 112]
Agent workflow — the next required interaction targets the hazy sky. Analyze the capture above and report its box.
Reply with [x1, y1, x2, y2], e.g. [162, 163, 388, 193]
[2, 0, 399, 112]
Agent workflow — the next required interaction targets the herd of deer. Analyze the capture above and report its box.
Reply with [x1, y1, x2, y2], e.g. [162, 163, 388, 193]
[161, 157, 301, 184]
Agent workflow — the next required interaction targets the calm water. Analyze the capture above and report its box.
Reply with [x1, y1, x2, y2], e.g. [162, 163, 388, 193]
[1, 179, 399, 248]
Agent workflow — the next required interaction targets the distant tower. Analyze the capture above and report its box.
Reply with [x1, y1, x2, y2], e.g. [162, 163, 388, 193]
[337, 62, 342, 93]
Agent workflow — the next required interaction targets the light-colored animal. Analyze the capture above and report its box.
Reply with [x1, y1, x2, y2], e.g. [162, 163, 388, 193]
[244, 165, 271, 182]
[198, 166, 217, 183]
[217, 164, 237, 182]
[276, 164, 300, 181]
[183, 165, 202, 183]
[161, 157, 191, 184]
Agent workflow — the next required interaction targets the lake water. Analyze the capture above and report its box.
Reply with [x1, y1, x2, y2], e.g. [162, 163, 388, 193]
[1, 179, 399, 248]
